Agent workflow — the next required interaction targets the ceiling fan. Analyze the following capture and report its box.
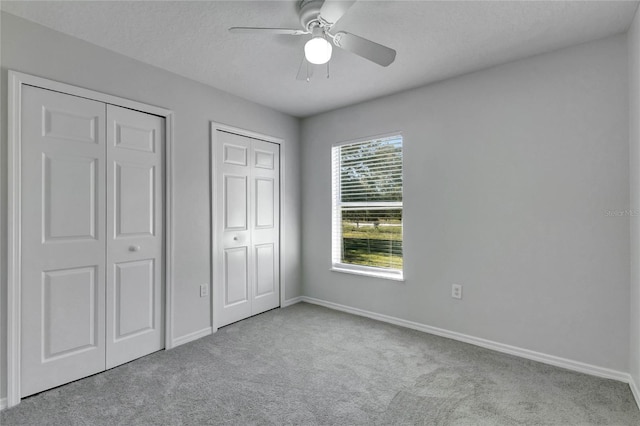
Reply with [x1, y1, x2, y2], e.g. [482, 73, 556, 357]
[229, 0, 396, 80]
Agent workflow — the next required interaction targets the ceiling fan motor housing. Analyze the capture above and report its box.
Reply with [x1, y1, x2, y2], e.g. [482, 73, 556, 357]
[299, 0, 325, 31]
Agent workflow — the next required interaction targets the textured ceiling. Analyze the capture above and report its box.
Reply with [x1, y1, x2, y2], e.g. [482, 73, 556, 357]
[2, 1, 638, 117]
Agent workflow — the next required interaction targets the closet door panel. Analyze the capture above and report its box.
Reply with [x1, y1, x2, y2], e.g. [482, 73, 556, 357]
[43, 155, 98, 241]
[216, 131, 252, 327]
[115, 163, 155, 237]
[20, 86, 107, 397]
[114, 259, 155, 338]
[42, 266, 99, 358]
[250, 139, 280, 316]
[105, 105, 164, 369]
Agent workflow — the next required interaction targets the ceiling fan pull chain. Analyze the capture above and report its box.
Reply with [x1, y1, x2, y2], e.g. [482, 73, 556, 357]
[326, 61, 330, 79]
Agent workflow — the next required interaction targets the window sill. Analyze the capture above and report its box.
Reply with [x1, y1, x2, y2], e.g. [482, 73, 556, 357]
[331, 265, 405, 282]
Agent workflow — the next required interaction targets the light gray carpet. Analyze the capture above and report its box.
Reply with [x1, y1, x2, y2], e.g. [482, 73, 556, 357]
[2, 302, 639, 425]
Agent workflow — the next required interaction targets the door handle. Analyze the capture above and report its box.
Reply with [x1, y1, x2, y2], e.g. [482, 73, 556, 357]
[129, 245, 141, 252]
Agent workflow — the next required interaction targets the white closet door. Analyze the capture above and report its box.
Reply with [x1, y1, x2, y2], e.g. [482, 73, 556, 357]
[21, 86, 107, 397]
[217, 132, 253, 326]
[215, 131, 280, 328]
[250, 139, 280, 316]
[105, 105, 164, 369]
[20, 89, 165, 397]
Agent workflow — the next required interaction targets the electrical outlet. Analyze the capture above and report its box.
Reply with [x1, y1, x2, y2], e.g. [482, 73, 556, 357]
[200, 283, 209, 298]
[451, 284, 462, 299]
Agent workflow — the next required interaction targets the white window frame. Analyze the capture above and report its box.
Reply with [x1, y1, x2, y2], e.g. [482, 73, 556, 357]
[331, 133, 404, 281]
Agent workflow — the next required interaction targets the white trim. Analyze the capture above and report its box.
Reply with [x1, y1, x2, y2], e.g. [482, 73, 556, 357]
[164, 114, 175, 349]
[0, 398, 7, 411]
[210, 125, 217, 332]
[8, 72, 171, 116]
[630, 376, 640, 410]
[7, 71, 175, 407]
[333, 131, 403, 148]
[210, 122, 286, 331]
[7, 70, 23, 408]
[171, 327, 214, 348]
[281, 297, 303, 308]
[331, 265, 404, 281]
[300, 296, 632, 383]
[279, 139, 287, 309]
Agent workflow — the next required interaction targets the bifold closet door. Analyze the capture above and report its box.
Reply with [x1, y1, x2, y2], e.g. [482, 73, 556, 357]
[105, 105, 164, 369]
[20, 86, 165, 397]
[215, 130, 280, 328]
[21, 86, 107, 397]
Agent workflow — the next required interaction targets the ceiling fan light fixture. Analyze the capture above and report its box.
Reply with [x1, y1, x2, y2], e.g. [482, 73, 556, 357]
[304, 36, 332, 65]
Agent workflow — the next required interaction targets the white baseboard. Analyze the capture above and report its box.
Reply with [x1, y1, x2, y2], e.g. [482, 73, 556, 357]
[281, 296, 303, 308]
[301, 296, 631, 384]
[173, 298, 304, 348]
[171, 326, 213, 348]
[630, 376, 640, 410]
[0, 397, 7, 411]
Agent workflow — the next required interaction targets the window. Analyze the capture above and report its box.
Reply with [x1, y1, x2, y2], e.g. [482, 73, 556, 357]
[331, 134, 403, 280]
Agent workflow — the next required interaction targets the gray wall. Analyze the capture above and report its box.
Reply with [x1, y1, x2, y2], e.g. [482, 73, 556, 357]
[629, 5, 640, 396]
[0, 12, 302, 400]
[301, 35, 630, 372]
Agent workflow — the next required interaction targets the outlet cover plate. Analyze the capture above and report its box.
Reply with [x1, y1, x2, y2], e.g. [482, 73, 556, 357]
[452, 284, 462, 299]
[200, 283, 209, 298]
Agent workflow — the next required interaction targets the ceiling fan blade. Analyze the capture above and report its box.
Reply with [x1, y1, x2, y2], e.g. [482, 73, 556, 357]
[296, 56, 314, 81]
[229, 27, 308, 35]
[333, 31, 396, 67]
[319, 0, 357, 25]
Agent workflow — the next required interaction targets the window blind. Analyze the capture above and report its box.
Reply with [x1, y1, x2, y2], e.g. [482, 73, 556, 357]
[331, 135, 403, 276]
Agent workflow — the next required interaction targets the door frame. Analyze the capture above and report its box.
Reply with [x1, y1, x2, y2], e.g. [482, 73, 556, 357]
[210, 122, 286, 331]
[6, 71, 176, 408]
